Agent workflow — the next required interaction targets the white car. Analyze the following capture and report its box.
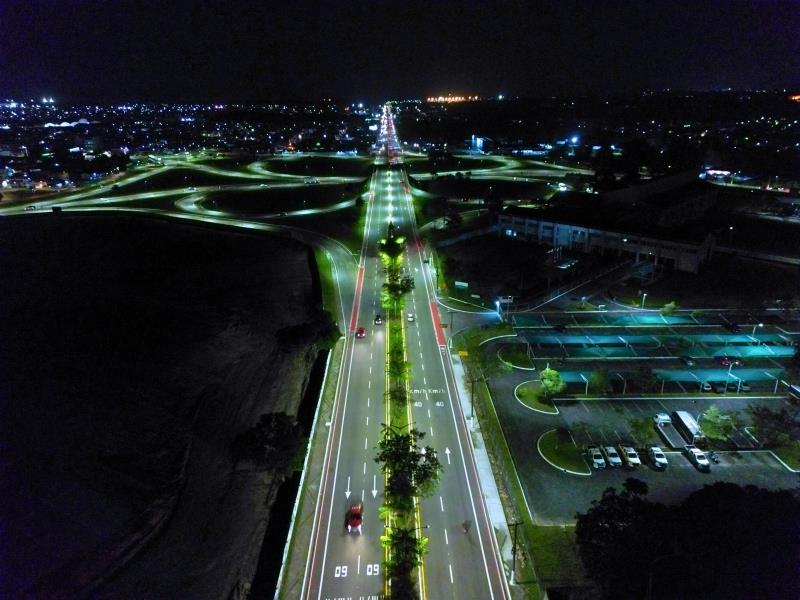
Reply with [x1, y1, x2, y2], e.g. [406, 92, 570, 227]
[685, 446, 711, 472]
[648, 446, 669, 470]
[587, 447, 606, 469]
[619, 445, 642, 467]
[407, 313, 415, 322]
[602, 446, 622, 467]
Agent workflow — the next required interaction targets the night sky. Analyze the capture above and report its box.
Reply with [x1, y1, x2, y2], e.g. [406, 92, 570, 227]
[2, 0, 799, 103]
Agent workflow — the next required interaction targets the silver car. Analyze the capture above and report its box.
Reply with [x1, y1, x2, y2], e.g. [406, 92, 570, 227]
[603, 446, 623, 467]
[587, 446, 606, 469]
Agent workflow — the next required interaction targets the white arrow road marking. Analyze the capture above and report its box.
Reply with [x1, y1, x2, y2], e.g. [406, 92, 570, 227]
[345, 476, 351, 499]
[445, 447, 451, 464]
[372, 474, 378, 498]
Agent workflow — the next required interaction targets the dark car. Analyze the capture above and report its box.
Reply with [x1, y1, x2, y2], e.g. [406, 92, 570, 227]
[552, 324, 567, 333]
[346, 502, 363, 534]
[722, 322, 741, 332]
[374, 314, 383, 325]
[712, 381, 727, 393]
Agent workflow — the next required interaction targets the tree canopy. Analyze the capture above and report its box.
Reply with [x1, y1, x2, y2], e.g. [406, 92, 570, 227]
[575, 479, 800, 599]
[539, 366, 567, 398]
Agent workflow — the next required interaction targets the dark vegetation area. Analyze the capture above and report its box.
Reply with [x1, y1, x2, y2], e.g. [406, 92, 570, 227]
[642, 254, 800, 308]
[267, 156, 373, 177]
[0, 215, 319, 598]
[208, 182, 357, 214]
[438, 235, 612, 302]
[576, 479, 800, 599]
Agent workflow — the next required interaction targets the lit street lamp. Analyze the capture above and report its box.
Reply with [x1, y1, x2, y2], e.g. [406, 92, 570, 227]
[752, 322, 763, 344]
[641, 292, 648, 308]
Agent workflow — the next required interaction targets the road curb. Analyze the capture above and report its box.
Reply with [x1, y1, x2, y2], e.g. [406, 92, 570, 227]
[513, 381, 559, 415]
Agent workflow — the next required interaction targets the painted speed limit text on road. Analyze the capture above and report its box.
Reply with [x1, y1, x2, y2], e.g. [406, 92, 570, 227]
[410, 388, 445, 394]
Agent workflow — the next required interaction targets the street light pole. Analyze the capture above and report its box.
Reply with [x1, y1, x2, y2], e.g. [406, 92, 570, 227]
[641, 292, 648, 309]
[510, 520, 522, 584]
[752, 322, 763, 344]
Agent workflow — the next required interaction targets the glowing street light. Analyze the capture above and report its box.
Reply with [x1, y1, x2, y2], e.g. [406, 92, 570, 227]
[752, 322, 763, 343]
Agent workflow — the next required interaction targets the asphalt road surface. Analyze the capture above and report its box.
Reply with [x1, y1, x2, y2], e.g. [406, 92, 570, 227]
[302, 106, 509, 600]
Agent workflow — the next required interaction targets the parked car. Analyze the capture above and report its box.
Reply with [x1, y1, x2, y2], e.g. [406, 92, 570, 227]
[345, 502, 363, 534]
[602, 446, 623, 467]
[587, 447, 606, 469]
[355, 326, 366, 338]
[740, 381, 751, 392]
[648, 446, 669, 470]
[712, 381, 727, 393]
[619, 445, 642, 467]
[679, 356, 695, 366]
[701, 382, 712, 392]
[685, 445, 711, 472]
[722, 322, 741, 332]
[726, 381, 741, 392]
[552, 324, 567, 333]
[715, 356, 732, 366]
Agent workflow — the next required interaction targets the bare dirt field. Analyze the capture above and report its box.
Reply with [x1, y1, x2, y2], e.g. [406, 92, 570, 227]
[0, 214, 319, 598]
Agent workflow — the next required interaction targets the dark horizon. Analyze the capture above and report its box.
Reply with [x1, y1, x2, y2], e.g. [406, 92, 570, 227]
[2, 0, 799, 105]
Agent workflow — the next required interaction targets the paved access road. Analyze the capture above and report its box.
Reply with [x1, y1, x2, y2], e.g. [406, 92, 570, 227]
[302, 106, 509, 600]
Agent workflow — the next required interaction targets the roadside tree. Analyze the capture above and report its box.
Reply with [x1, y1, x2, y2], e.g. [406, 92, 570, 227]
[539, 366, 567, 399]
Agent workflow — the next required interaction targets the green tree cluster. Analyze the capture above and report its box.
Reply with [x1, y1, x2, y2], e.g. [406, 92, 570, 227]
[375, 426, 442, 511]
[539, 366, 567, 399]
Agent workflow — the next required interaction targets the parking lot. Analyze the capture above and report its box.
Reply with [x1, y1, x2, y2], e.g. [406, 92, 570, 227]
[485, 306, 800, 524]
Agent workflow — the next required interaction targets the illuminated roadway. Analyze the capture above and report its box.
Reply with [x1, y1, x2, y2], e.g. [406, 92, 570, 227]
[302, 105, 509, 600]
[3, 111, 512, 599]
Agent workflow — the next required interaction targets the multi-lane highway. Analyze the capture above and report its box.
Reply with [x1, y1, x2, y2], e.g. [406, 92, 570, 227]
[301, 106, 508, 600]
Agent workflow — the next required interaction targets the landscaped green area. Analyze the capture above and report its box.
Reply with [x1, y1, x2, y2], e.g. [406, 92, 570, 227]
[515, 381, 558, 414]
[405, 155, 506, 174]
[527, 525, 584, 587]
[107, 168, 262, 194]
[772, 441, 800, 470]
[498, 343, 535, 369]
[313, 248, 338, 319]
[265, 156, 373, 177]
[206, 184, 354, 214]
[537, 429, 590, 474]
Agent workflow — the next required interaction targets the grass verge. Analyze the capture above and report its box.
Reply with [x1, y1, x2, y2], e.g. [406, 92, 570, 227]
[772, 441, 800, 470]
[538, 429, 591, 474]
[313, 248, 337, 317]
[515, 382, 558, 414]
[527, 525, 584, 586]
[457, 362, 542, 598]
[498, 344, 535, 369]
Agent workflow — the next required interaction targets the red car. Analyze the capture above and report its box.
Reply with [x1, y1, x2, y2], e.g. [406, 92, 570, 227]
[355, 327, 366, 338]
[346, 502, 363, 534]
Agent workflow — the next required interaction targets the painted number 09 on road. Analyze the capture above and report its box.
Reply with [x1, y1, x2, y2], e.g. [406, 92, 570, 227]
[333, 563, 380, 577]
